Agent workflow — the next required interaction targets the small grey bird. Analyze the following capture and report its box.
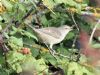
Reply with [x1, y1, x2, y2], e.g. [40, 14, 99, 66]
[28, 25, 73, 55]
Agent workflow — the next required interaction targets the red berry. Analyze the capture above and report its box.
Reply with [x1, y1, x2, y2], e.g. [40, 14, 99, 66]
[21, 48, 31, 54]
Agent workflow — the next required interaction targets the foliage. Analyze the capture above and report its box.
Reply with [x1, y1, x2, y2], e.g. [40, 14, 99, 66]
[0, 0, 100, 75]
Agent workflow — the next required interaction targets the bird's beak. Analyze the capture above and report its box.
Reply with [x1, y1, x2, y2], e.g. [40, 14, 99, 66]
[70, 26, 74, 30]
[71, 25, 75, 28]
[70, 25, 76, 30]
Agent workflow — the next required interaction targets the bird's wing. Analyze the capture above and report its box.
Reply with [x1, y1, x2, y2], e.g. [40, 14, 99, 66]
[37, 27, 61, 39]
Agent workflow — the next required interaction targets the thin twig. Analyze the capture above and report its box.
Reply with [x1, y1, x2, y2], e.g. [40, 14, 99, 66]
[21, 0, 42, 21]
[81, 11, 98, 16]
[70, 12, 79, 31]
[72, 35, 78, 48]
[22, 6, 35, 21]
[89, 20, 100, 44]
[56, 53, 70, 59]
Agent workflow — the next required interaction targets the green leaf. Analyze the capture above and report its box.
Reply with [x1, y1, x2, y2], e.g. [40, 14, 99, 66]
[40, 15, 48, 26]
[42, 0, 55, 9]
[0, 66, 9, 75]
[0, 16, 3, 21]
[92, 43, 100, 48]
[41, 52, 57, 66]
[34, 58, 48, 72]
[10, 26, 38, 41]
[8, 36, 23, 50]
[17, 3, 26, 13]
[7, 51, 26, 64]
[67, 62, 94, 75]
[31, 48, 39, 57]
[12, 26, 17, 31]
[12, 63, 22, 73]
[98, 37, 100, 41]
[0, 25, 2, 31]
[7, 51, 26, 73]
[23, 31, 38, 41]
[3, 32, 9, 39]
[0, 52, 4, 64]
[10, 26, 18, 35]
[21, 56, 48, 75]
[65, 32, 75, 40]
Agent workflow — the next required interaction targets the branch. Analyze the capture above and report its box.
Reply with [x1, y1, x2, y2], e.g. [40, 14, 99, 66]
[70, 12, 79, 31]
[21, 7, 35, 21]
[89, 20, 100, 44]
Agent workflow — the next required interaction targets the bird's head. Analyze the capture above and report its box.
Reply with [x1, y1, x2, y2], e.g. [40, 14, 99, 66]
[60, 25, 73, 31]
[58, 25, 73, 36]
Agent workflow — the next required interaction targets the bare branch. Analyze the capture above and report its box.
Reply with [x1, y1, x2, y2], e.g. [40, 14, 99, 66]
[89, 20, 100, 44]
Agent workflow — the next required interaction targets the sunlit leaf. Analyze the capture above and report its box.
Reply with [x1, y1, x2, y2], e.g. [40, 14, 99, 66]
[8, 36, 23, 50]
[1, 0, 13, 11]
[42, 0, 55, 9]
[67, 62, 94, 75]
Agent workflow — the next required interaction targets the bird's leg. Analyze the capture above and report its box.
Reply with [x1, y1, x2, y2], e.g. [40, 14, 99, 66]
[45, 44, 57, 58]
[50, 49, 56, 56]
[45, 44, 70, 59]
[49, 44, 58, 55]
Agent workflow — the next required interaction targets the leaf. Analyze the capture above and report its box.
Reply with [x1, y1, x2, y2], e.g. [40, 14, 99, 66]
[21, 56, 48, 75]
[92, 43, 100, 48]
[67, 62, 94, 75]
[42, 0, 55, 9]
[7, 51, 26, 64]
[41, 52, 57, 66]
[83, 0, 89, 4]
[31, 48, 39, 57]
[34, 58, 48, 73]
[8, 36, 23, 50]
[23, 31, 38, 41]
[57, 45, 69, 55]
[55, 0, 77, 6]
[17, 3, 26, 13]
[12, 63, 22, 73]
[1, 0, 13, 11]
[0, 16, 3, 21]
[65, 32, 75, 40]
[40, 15, 48, 26]
[42, 0, 56, 14]
[0, 53, 4, 64]
[12, 26, 17, 31]
[98, 37, 100, 41]
[0, 66, 8, 75]
[21, 56, 36, 71]
[3, 32, 9, 39]
[7, 51, 26, 73]
[0, 25, 2, 31]
[1, 13, 11, 22]
[10, 26, 18, 35]
[9, 26, 38, 41]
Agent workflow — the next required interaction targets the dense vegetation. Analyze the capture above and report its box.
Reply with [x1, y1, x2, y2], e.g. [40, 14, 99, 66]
[0, 0, 100, 75]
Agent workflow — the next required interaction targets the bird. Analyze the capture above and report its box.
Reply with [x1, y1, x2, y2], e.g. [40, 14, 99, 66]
[27, 25, 73, 55]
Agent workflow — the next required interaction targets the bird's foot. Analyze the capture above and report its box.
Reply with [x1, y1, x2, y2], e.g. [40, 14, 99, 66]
[49, 49, 59, 59]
